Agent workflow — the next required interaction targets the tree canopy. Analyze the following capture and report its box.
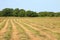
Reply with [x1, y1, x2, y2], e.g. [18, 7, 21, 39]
[0, 8, 60, 17]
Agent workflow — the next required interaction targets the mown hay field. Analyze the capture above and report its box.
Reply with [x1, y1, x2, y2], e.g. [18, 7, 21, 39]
[0, 17, 60, 40]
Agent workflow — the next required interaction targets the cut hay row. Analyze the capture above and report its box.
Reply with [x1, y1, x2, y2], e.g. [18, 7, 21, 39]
[0, 18, 7, 24]
[0, 17, 7, 23]
[16, 19, 57, 40]
[0, 19, 7, 30]
[0, 17, 60, 40]
[18, 17, 60, 40]
[13, 19, 41, 40]
[0, 19, 9, 40]
[3, 20, 12, 40]
[12, 19, 30, 40]
[21, 18, 60, 33]
[10, 19, 20, 40]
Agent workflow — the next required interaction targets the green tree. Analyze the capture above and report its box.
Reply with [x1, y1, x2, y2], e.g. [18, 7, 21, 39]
[0, 8, 60, 17]
[55, 12, 60, 17]
[2, 8, 13, 16]
[38, 12, 55, 17]
[13, 8, 20, 16]
[26, 10, 38, 17]
[18, 9, 26, 17]
[0, 11, 3, 16]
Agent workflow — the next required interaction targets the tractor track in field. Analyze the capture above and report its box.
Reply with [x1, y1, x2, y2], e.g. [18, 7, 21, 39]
[13, 19, 42, 40]
[10, 19, 20, 40]
[17, 19, 57, 40]
[0, 19, 9, 40]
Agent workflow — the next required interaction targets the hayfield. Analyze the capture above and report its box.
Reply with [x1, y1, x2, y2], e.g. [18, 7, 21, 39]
[0, 17, 60, 40]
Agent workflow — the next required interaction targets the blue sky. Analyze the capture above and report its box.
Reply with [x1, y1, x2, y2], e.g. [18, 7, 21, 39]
[0, 0, 60, 12]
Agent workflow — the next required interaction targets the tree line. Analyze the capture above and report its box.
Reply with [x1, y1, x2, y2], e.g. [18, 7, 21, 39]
[0, 8, 60, 17]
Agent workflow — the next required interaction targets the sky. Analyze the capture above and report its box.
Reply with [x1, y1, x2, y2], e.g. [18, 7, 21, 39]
[0, 0, 60, 12]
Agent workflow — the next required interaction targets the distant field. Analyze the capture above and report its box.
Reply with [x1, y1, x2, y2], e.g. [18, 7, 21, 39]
[0, 17, 60, 40]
